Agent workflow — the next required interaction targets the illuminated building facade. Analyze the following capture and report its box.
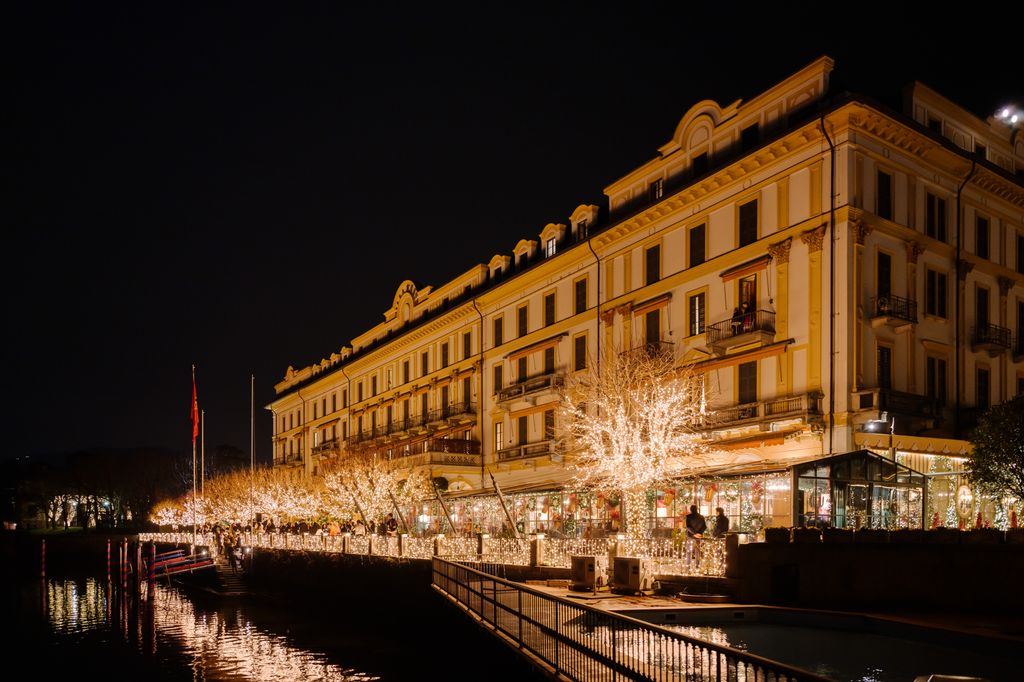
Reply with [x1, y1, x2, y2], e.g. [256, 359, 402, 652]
[269, 57, 1024, 534]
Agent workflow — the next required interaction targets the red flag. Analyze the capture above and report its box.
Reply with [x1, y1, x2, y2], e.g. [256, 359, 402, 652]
[191, 368, 199, 444]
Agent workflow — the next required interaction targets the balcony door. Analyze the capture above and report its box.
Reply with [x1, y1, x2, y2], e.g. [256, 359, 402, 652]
[739, 275, 757, 310]
[738, 361, 757, 406]
[977, 287, 989, 327]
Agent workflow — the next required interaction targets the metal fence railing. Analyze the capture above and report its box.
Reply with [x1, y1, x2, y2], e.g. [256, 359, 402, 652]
[431, 557, 830, 682]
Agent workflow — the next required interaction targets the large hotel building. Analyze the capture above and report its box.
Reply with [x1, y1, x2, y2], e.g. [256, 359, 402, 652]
[268, 58, 1024, 536]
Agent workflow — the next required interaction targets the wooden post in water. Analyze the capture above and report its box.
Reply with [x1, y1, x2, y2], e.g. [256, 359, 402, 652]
[106, 538, 111, 583]
[135, 541, 142, 597]
[40, 539, 45, 578]
[122, 538, 128, 591]
[148, 542, 156, 600]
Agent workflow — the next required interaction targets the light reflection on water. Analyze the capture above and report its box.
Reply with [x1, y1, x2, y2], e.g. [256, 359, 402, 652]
[40, 578, 378, 681]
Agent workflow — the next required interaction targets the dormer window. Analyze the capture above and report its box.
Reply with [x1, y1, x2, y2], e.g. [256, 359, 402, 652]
[740, 123, 760, 152]
[692, 152, 709, 176]
[649, 178, 664, 201]
[575, 219, 588, 240]
[544, 238, 557, 258]
[975, 142, 987, 160]
[927, 116, 942, 133]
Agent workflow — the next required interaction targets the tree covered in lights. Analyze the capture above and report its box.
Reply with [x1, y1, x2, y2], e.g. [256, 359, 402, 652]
[967, 395, 1024, 503]
[557, 345, 715, 539]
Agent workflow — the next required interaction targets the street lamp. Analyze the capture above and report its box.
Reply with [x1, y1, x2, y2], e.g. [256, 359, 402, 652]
[863, 411, 895, 459]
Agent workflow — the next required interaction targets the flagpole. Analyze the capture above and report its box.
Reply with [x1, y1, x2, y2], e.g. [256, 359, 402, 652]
[200, 409, 205, 496]
[191, 365, 197, 549]
[250, 374, 255, 534]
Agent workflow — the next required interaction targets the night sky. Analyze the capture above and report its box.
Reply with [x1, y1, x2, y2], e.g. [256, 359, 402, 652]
[7, 4, 1022, 463]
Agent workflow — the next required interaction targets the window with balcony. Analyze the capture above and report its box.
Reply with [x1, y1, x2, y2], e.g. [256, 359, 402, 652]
[518, 305, 528, 337]
[645, 309, 661, 345]
[926, 192, 947, 242]
[342, 421, 348, 440]
[645, 244, 661, 285]
[462, 377, 472, 405]
[403, 399, 409, 421]
[977, 367, 990, 410]
[877, 251, 892, 299]
[877, 346, 892, 390]
[574, 278, 587, 314]
[927, 356, 947, 406]
[441, 385, 449, 410]
[689, 224, 706, 268]
[386, 405, 392, 431]
[493, 364, 503, 391]
[517, 357, 528, 382]
[926, 269, 947, 318]
[544, 292, 555, 326]
[976, 286, 990, 328]
[976, 216, 989, 260]
[544, 347, 555, 374]
[463, 331, 472, 359]
[544, 410, 555, 440]
[493, 315, 504, 347]
[517, 415, 528, 445]
[738, 361, 757, 404]
[421, 393, 428, 416]
[544, 238, 557, 258]
[574, 334, 587, 371]
[739, 199, 758, 247]
[441, 343, 449, 369]
[494, 421, 504, 451]
[876, 171, 893, 221]
[688, 292, 705, 336]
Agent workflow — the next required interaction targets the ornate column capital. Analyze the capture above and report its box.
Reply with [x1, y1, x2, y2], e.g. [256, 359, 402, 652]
[767, 237, 792, 264]
[801, 225, 827, 254]
[957, 259, 975, 281]
[998, 276, 1014, 297]
[600, 309, 616, 325]
[905, 240, 925, 265]
[850, 219, 873, 246]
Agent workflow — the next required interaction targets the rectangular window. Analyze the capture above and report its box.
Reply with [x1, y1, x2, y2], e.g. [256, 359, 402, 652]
[739, 274, 757, 309]
[739, 199, 758, 247]
[370, 412, 376, 432]
[576, 220, 588, 240]
[494, 421, 504, 452]
[332, 394, 337, 413]
[977, 368, 990, 410]
[386, 405, 392, 430]
[927, 357, 947, 406]
[649, 178, 664, 201]
[357, 415, 363, 434]
[462, 377, 471, 406]
[689, 292, 705, 336]
[342, 390, 348, 408]
[402, 399, 409, 421]
[402, 360, 410, 384]
[976, 287, 989, 327]
[926, 269, 947, 318]
[544, 410, 555, 440]
[740, 123, 760, 151]
[976, 216, 989, 259]
[926, 192, 947, 242]
[574, 278, 587, 315]
[645, 309, 660, 345]
[543, 347, 555, 374]
[441, 343, 449, 368]
[313, 402, 318, 420]
[322, 397, 327, 416]
[371, 376, 377, 397]
[1017, 235, 1024, 275]
[877, 346, 892, 390]
[517, 415, 528, 445]
[738, 361, 757, 404]
[1018, 377, 1024, 396]
[574, 335, 587, 371]
[544, 238, 557, 258]
[421, 351, 429, 377]
[441, 385, 449, 409]
[689, 224, 706, 268]
[420, 393, 428, 416]
[463, 331, 472, 359]
[518, 305, 528, 337]
[342, 421, 348, 440]
[493, 364, 503, 391]
[927, 116, 942, 133]
[877, 171, 893, 221]
[493, 316, 504, 346]
[975, 142, 986, 160]
[357, 383, 363, 402]
[645, 244, 661, 285]
[544, 292, 555, 326]
[877, 252, 892, 299]
[517, 357, 528, 382]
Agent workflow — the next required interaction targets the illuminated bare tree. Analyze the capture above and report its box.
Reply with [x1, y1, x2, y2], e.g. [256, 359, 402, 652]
[557, 345, 714, 539]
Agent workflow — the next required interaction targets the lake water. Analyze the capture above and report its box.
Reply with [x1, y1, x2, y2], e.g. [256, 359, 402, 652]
[662, 621, 1022, 682]
[5, 574, 529, 681]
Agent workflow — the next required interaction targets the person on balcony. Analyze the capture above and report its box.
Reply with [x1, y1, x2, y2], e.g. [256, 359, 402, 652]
[740, 302, 753, 332]
[730, 307, 743, 336]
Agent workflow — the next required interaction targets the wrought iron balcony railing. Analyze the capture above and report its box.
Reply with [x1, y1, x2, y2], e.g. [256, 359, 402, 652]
[497, 371, 564, 402]
[971, 323, 1012, 352]
[620, 340, 674, 361]
[872, 294, 917, 324]
[496, 439, 560, 462]
[705, 310, 775, 350]
[703, 392, 822, 429]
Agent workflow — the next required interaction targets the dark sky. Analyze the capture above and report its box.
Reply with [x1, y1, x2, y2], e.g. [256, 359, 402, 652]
[7, 3, 1022, 463]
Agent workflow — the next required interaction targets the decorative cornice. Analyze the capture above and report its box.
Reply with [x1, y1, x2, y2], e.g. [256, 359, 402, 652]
[957, 259, 975, 281]
[905, 240, 925, 265]
[850, 219, 872, 246]
[800, 225, 827, 253]
[767, 238, 792, 265]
